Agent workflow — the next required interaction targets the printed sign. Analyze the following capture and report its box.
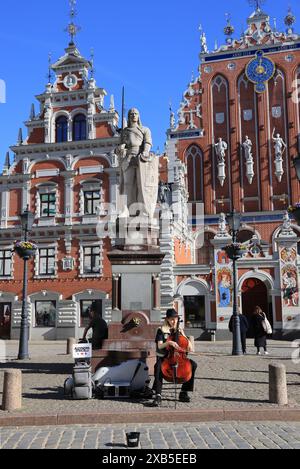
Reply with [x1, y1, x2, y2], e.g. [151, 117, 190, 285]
[73, 343, 92, 359]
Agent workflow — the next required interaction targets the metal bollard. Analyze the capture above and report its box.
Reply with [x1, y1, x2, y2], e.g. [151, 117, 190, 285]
[211, 330, 216, 342]
[2, 369, 22, 411]
[269, 363, 288, 405]
[67, 337, 76, 355]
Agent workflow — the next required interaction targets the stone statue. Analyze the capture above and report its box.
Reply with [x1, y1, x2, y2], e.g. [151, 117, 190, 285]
[243, 136, 253, 161]
[200, 32, 208, 54]
[158, 181, 170, 205]
[214, 138, 228, 162]
[272, 129, 287, 159]
[116, 108, 158, 219]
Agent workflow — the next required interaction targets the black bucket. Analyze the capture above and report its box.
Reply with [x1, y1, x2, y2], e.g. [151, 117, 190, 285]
[126, 432, 140, 448]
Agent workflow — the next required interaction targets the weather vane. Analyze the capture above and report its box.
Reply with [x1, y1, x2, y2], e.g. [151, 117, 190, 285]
[65, 0, 81, 44]
[248, 0, 265, 10]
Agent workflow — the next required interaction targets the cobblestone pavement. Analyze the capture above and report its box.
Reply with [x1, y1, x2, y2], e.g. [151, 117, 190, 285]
[0, 340, 299, 414]
[1, 422, 300, 449]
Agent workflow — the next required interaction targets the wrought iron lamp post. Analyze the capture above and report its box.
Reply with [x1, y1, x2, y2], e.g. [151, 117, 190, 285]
[226, 210, 243, 356]
[17, 208, 35, 360]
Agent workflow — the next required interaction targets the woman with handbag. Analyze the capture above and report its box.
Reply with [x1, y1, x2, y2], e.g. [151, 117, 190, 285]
[252, 306, 270, 355]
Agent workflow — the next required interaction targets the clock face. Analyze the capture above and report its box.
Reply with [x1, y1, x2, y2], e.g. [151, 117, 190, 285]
[63, 74, 78, 89]
[246, 51, 275, 93]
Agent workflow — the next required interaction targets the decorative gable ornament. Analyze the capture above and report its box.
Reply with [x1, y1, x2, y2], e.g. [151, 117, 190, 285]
[245, 51, 275, 93]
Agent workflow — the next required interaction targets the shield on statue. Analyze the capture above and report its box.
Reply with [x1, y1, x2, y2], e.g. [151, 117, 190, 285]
[139, 155, 159, 219]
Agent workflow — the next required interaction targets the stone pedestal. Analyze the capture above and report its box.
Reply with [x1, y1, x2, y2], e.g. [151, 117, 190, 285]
[92, 242, 165, 375]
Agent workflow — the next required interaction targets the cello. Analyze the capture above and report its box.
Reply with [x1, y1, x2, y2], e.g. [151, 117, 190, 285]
[161, 316, 192, 406]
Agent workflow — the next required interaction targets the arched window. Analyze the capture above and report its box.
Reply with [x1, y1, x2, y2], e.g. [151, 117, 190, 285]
[186, 145, 203, 202]
[56, 116, 68, 143]
[73, 114, 87, 141]
[196, 232, 215, 265]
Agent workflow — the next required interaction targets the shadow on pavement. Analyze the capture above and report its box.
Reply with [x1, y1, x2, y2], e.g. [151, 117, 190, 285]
[23, 386, 65, 400]
[0, 362, 72, 374]
[204, 396, 270, 403]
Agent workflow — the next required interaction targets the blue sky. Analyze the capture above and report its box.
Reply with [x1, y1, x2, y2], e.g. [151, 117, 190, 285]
[0, 0, 299, 168]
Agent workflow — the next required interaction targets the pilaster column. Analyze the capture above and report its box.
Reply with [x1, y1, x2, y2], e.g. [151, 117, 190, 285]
[61, 171, 76, 226]
[153, 274, 161, 310]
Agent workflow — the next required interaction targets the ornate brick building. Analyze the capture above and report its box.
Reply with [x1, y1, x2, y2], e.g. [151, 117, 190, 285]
[166, 5, 300, 339]
[1, 3, 299, 342]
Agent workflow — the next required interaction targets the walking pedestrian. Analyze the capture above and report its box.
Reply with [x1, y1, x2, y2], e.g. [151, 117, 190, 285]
[252, 306, 269, 355]
[229, 312, 249, 354]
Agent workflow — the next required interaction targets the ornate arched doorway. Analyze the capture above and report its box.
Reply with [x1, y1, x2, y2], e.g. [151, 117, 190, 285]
[241, 278, 272, 337]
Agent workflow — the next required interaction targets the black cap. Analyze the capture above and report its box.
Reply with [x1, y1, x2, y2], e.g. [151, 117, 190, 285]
[166, 308, 179, 319]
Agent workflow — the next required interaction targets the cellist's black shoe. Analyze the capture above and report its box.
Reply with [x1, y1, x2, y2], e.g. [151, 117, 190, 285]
[152, 394, 162, 407]
[179, 392, 190, 403]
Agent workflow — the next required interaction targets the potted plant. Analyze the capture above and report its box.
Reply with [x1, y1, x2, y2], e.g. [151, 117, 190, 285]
[288, 203, 300, 224]
[14, 241, 37, 259]
[222, 243, 247, 260]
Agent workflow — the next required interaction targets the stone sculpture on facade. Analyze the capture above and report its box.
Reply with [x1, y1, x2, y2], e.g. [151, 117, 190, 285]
[272, 129, 287, 182]
[214, 138, 227, 187]
[243, 136, 255, 184]
[116, 108, 158, 220]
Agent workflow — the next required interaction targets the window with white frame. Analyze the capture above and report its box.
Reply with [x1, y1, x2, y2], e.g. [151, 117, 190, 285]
[0, 250, 12, 277]
[80, 180, 103, 217]
[84, 190, 101, 215]
[39, 248, 56, 276]
[40, 193, 56, 217]
[83, 246, 101, 274]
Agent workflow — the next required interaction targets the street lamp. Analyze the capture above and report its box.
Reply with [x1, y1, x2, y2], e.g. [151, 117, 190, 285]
[226, 210, 243, 356]
[18, 207, 35, 360]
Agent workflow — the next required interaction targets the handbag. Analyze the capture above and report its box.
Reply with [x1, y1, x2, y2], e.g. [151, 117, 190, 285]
[261, 314, 272, 335]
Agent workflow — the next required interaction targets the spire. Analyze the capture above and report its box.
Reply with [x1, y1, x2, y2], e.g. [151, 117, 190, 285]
[17, 128, 23, 146]
[248, 0, 266, 12]
[3, 152, 10, 174]
[90, 48, 95, 79]
[47, 53, 53, 84]
[65, 0, 81, 45]
[30, 103, 35, 120]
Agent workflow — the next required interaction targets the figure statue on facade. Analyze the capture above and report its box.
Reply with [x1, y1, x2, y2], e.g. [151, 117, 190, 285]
[272, 129, 287, 158]
[214, 138, 228, 162]
[218, 213, 227, 235]
[243, 136, 253, 161]
[158, 181, 170, 205]
[200, 31, 208, 54]
[116, 108, 158, 219]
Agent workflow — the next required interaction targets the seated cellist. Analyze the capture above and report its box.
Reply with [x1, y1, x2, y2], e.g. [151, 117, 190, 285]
[152, 308, 198, 407]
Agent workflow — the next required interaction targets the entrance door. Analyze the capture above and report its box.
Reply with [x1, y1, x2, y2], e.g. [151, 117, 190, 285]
[184, 296, 206, 329]
[241, 279, 270, 337]
[0, 303, 11, 339]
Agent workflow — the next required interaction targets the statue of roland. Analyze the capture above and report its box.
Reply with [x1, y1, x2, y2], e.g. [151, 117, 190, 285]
[116, 108, 158, 219]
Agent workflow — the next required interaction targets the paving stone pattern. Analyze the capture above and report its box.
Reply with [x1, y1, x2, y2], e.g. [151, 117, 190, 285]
[1, 422, 300, 449]
[0, 340, 299, 414]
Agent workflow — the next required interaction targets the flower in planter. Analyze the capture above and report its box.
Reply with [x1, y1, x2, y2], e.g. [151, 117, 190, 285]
[14, 241, 37, 251]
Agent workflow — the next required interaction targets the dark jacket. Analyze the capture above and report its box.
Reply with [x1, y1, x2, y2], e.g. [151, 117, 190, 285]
[229, 314, 249, 334]
[252, 313, 267, 338]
